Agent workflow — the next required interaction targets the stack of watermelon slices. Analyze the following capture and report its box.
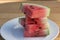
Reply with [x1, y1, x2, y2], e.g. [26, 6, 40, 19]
[21, 3, 50, 37]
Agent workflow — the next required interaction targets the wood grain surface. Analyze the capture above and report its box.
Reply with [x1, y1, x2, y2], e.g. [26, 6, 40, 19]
[0, 1, 60, 40]
[0, 0, 27, 4]
[0, 0, 56, 4]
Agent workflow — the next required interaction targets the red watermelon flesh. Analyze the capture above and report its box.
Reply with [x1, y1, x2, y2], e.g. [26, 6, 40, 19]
[21, 17, 49, 37]
[25, 17, 47, 29]
[22, 5, 48, 18]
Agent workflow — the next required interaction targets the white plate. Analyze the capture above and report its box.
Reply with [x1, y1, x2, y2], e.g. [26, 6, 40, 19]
[0, 17, 59, 40]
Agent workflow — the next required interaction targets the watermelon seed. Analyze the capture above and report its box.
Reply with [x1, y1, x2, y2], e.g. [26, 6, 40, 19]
[30, 5, 34, 9]
[24, 12, 26, 14]
[39, 27, 42, 29]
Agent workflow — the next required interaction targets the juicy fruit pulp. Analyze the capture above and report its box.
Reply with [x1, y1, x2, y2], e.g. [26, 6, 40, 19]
[20, 18, 49, 37]
[22, 4, 50, 18]
[21, 4, 50, 37]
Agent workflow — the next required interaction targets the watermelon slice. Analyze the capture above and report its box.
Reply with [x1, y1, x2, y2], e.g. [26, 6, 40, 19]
[21, 3, 50, 37]
[22, 3, 50, 18]
[21, 17, 50, 37]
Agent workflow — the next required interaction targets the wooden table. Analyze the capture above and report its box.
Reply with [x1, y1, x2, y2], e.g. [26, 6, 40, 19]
[0, 1, 60, 40]
[0, 0, 27, 4]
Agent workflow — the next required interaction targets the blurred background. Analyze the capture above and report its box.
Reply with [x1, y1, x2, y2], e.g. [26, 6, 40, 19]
[0, 0, 57, 4]
[0, 1, 60, 40]
[29, 0, 56, 1]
